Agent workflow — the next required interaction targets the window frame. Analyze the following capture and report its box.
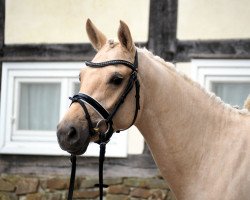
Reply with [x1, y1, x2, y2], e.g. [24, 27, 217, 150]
[192, 59, 250, 105]
[0, 62, 128, 157]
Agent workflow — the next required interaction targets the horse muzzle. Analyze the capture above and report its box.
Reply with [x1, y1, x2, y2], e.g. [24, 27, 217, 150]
[56, 122, 90, 155]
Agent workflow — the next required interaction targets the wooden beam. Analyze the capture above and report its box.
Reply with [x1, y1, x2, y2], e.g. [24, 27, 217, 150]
[1, 42, 147, 62]
[0, 0, 4, 52]
[148, 0, 178, 61]
[175, 39, 250, 62]
[1, 44, 95, 61]
[0, 0, 5, 91]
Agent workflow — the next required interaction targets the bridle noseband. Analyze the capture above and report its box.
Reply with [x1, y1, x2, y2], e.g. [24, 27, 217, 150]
[67, 51, 140, 200]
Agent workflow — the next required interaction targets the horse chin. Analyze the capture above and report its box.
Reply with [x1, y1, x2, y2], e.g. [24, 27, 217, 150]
[67, 141, 90, 155]
[59, 136, 90, 156]
[67, 144, 89, 155]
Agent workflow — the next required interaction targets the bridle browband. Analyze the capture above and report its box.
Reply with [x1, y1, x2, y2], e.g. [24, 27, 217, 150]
[67, 51, 140, 200]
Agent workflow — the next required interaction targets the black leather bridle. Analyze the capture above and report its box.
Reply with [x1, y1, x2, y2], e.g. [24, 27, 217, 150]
[67, 51, 140, 200]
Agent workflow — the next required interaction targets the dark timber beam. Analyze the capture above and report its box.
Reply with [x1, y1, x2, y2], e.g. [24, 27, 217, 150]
[175, 39, 250, 62]
[148, 0, 178, 61]
[1, 44, 95, 61]
[1, 42, 146, 62]
[0, 0, 5, 91]
[0, 0, 4, 52]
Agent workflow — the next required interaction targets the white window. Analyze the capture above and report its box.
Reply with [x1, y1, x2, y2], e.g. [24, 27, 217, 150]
[192, 59, 250, 108]
[0, 62, 128, 157]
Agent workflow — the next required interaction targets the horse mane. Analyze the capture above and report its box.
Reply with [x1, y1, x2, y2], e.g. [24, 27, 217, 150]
[139, 47, 250, 115]
[244, 95, 250, 111]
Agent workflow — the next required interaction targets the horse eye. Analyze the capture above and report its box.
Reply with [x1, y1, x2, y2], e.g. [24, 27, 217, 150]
[79, 74, 81, 82]
[110, 74, 123, 85]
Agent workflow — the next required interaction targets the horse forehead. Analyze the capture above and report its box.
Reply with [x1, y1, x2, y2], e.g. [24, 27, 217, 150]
[84, 65, 129, 78]
[93, 44, 132, 62]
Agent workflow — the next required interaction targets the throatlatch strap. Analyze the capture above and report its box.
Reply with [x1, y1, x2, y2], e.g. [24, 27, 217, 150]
[67, 155, 76, 200]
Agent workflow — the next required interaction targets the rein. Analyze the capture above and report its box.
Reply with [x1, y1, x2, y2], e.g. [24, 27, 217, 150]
[67, 51, 140, 200]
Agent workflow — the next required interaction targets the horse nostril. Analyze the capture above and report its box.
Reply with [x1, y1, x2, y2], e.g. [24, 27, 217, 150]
[67, 127, 77, 140]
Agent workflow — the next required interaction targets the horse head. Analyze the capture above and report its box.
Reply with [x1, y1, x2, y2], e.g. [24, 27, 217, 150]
[57, 19, 140, 155]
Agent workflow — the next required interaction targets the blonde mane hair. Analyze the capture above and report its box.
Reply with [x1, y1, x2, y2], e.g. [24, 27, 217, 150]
[139, 47, 250, 115]
[244, 95, 250, 111]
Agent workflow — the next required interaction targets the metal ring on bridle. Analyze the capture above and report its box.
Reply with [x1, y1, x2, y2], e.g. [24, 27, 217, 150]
[95, 119, 111, 135]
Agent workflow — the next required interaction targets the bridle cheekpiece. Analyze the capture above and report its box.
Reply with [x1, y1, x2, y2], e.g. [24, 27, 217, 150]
[67, 50, 140, 200]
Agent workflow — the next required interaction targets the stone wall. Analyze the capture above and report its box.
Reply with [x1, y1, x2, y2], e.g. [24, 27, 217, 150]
[0, 174, 175, 200]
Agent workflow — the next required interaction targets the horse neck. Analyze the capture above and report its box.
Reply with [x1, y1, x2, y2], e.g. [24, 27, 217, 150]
[135, 49, 249, 199]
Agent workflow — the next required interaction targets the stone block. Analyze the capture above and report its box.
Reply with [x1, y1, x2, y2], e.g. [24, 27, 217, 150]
[46, 178, 69, 190]
[108, 185, 130, 195]
[0, 178, 15, 192]
[149, 189, 168, 200]
[124, 177, 168, 189]
[1, 175, 22, 186]
[26, 193, 43, 200]
[123, 177, 149, 188]
[73, 190, 99, 199]
[131, 188, 151, 199]
[106, 194, 129, 200]
[80, 178, 98, 189]
[0, 192, 18, 200]
[146, 178, 168, 189]
[44, 193, 62, 200]
[26, 192, 62, 200]
[104, 177, 123, 185]
[15, 178, 39, 195]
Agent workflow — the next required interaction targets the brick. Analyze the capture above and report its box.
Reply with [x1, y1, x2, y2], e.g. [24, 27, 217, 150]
[0, 178, 15, 192]
[108, 185, 130, 195]
[46, 178, 69, 190]
[73, 190, 99, 199]
[131, 188, 151, 199]
[106, 194, 129, 200]
[15, 178, 39, 195]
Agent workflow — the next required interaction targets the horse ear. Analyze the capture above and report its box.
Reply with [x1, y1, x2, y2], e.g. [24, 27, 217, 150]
[86, 19, 107, 51]
[118, 20, 135, 53]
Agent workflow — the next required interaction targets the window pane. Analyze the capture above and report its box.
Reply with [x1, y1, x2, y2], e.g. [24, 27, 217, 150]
[211, 82, 250, 107]
[18, 83, 61, 131]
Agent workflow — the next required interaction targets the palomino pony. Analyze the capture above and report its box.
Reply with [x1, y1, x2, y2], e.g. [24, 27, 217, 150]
[57, 19, 250, 200]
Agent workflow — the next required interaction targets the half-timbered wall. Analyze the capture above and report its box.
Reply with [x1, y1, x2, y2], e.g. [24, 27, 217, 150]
[0, 0, 249, 199]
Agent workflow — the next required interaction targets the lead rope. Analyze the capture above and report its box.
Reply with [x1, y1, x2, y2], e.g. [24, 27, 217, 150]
[67, 155, 76, 200]
[67, 139, 108, 200]
[94, 133, 109, 200]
